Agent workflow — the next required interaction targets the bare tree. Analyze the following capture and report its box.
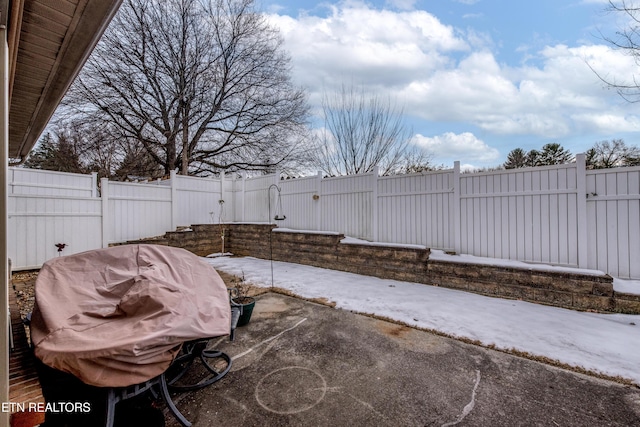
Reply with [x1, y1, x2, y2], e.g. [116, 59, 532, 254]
[395, 150, 440, 175]
[586, 138, 640, 168]
[594, 1, 640, 102]
[313, 84, 426, 176]
[64, 0, 309, 176]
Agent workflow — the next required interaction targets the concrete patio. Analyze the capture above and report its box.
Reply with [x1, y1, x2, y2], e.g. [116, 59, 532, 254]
[164, 292, 640, 427]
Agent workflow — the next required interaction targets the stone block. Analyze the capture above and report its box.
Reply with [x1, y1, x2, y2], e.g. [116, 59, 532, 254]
[392, 249, 424, 261]
[436, 277, 469, 291]
[467, 281, 500, 296]
[498, 284, 537, 301]
[545, 277, 594, 294]
[573, 294, 616, 312]
[534, 289, 573, 307]
[614, 291, 640, 302]
[614, 298, 640, 314]
[593, 282, 614, 297]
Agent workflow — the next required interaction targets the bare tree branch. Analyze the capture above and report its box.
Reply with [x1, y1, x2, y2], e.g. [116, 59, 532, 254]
[313, 84, 428, 176]
[63, 0, 310, 176]
[592, 1, 640, 102]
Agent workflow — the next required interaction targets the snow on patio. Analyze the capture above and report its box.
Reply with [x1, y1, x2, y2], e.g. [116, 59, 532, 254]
[205, 255, 640, 386]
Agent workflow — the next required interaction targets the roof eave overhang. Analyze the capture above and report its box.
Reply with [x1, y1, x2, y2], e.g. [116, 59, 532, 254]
[8, 0, 123, 161]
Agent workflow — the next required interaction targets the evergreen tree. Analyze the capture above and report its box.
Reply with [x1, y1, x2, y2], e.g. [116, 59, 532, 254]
[504, 148, 527, 169]
[525, 149, 542, 167]
[24, 132, 84, 173]
[539, 143, 573, 165]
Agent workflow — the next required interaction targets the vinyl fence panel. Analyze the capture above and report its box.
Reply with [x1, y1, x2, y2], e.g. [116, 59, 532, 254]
[320, 172, 374, 240]
[458, 164, 580, 266]
[377, 170, 455, 249]
[240, 174, 278, 223]
[8, 168, 101, 269]
[8, 195, 103, 269]
[104, 180, 173, 245]
[173, 175, 222, 226]
[586, 166, 640, 278]
[278, 174, 321, 231]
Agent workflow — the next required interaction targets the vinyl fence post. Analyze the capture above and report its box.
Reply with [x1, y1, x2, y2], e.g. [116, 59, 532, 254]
[170, 170, 177, 231]
[316, 171, 323, 231]
[371, 166, 379, 242]
[220, 171, 226, 221]
[272, 169, 280, 223]
[453, 161, 461, 254]
[91, 172, 98, 198]
[241, 172, 246, 222]
[101, 178, 109, 248]
[575, 153, 588, 269]
[227, 172, 232, 222]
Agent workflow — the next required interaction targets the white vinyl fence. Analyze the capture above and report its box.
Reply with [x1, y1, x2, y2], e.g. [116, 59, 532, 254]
[7, 155, 640, 279]
[8, 170, 225, 269]
[586, 167, 640, 279]
[7, 168, 101, 269]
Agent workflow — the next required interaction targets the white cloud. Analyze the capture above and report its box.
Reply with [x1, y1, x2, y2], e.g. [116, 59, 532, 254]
[267, 2, 640, 154]
[266, 3, 467, 91]
[571, 113, 640, 133]
[400, 43, 640, 138]
[411, 132, 500, 163]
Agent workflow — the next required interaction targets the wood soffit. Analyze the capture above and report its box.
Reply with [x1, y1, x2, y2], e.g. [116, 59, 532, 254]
[7, 0, 122, 160]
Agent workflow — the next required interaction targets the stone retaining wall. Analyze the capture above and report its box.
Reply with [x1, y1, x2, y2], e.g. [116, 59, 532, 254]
[426, 260, 618, 313]
[122, 223, 639, 314]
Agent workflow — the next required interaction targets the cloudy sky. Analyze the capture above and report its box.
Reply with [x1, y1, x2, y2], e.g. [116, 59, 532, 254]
[261, 0, 640, 169]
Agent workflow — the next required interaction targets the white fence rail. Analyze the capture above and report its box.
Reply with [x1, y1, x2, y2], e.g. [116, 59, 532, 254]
[7, 156, 640, 279]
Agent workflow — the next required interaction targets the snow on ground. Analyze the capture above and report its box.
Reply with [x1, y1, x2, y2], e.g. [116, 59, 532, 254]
[204, 255, 640, 385]
[614, 278, 640, 295]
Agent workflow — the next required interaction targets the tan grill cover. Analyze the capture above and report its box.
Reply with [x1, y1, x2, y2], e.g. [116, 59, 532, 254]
[30, 244, 231, 387]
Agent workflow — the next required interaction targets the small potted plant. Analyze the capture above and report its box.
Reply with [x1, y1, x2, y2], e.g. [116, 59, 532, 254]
[229, 276, 255, 327]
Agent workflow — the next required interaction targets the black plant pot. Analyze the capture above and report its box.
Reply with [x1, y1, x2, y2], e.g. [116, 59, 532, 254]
[234, 297, 255, 327]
